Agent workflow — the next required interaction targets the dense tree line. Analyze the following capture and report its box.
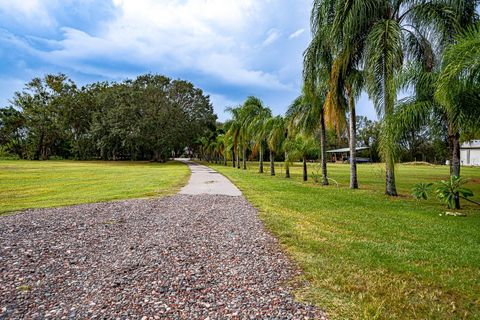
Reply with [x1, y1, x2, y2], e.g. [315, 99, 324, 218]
[0, 74, 216, 161]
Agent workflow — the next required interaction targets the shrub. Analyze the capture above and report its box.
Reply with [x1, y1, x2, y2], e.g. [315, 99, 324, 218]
[435, 176, 473, 209]
[411, 183, 433, 200]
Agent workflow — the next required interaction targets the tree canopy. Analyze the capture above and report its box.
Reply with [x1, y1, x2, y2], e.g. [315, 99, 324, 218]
[0, 74, 217, 161]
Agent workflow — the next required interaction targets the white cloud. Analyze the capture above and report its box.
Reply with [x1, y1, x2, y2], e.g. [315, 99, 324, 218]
[10, 0, 291, 90]
[1, 0, 314, 115]
[207, 93, 241, 120]
[262, 29, 281, 47]
[289, 28, 305, 39]
[0, 0, 57, 27]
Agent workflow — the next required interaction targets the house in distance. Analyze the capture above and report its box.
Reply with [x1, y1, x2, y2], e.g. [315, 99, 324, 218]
[461, 140, 480, 166]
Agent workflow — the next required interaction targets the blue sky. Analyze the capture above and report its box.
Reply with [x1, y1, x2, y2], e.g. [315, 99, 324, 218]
[0, 0, 376, 121]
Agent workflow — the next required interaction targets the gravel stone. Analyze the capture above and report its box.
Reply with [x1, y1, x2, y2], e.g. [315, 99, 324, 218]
[0, 194, 326, 319]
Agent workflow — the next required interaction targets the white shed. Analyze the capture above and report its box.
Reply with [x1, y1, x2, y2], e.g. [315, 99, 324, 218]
[461, 140, 480, 166]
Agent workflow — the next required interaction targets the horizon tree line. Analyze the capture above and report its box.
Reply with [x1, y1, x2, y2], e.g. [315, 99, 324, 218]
[0, 74, 217, 161]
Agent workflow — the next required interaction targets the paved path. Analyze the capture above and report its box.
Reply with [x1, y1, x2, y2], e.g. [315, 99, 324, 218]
[177, 159, 242, 196]
[0, 161, 325, 319]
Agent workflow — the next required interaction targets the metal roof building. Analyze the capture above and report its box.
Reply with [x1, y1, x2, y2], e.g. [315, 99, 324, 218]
[326, 147, 371, 163]
[461, 140, 480, 166]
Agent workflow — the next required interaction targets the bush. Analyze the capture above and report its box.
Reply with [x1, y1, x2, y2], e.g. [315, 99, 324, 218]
[435, 176, 473, 209]
[0, 145, 19, 160]
[412, 176, 474, 209]
[412, 183, 433, 200]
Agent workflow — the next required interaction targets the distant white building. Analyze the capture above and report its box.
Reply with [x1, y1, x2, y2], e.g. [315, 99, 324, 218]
[461, 140, 480, 166]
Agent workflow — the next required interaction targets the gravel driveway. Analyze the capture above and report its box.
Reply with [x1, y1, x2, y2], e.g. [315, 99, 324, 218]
[0, 163, 326, 319]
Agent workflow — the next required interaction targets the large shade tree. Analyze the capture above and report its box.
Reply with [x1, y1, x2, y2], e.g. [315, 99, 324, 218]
[4, 73, 217, 161]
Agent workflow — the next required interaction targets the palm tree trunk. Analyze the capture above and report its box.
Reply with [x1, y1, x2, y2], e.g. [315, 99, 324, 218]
[259, 145, 264, 173]
[450, 125, 461, 209]
[383, 67, 397, 196]
[236, 145, 240, 169]
[385, 161, 397, 196]
[231, 150, 235, 168]
[320, 111, 329, 185]
[285, 151, 290, 178]
[303, 156, 308, 181]
[450, 128, 461, 178]
[242, 146, 247, 170]
[270, 150, 275, 176]
[348, 91, 358, 189]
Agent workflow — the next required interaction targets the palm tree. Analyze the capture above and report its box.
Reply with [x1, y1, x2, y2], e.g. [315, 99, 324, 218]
[207, 139, 217, 163]
[303, 0, 337, 186]
[285, 133, 318, 181]
[264, 116, 286, 176]
[321, 9, 367, 189]
[325, 0, 462, 196]
[224, 109, 241, 169]
[226, 97, 267, 170]
[436, 21, 480, 176]
[197, 136, 210, 161]
[283, 124, 292, 178]
[392, 4, 479, 207]
[286, 92, 329, 185]
[394, 22, 480, 208]
[248, 105, 272, 173]
[216, 134, 227, 166]
[327, 51, 364, 189]
[223, 133, 235, 167]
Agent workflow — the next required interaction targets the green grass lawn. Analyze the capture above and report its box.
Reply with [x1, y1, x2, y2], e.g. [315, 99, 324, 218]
[207, 161, 480, 320]
[0, 160, 190, 214]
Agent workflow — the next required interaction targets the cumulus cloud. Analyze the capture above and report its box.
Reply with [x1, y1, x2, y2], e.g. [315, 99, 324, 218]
[3, 0, 292, 89]
[0, 0, 57, 27]
[0, 0, 314, 116]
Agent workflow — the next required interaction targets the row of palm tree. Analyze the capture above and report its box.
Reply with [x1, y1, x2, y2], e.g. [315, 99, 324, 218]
[199, 0, 479, 203]
[302, 0, 479, 196]
[197, 96, 320, 182]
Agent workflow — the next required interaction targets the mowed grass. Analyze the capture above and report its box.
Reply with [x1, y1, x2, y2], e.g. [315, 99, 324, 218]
[207, 161, 480, 320]
[0, 160, 190, 214]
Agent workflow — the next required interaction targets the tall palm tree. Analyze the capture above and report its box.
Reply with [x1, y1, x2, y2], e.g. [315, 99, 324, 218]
[223, 133, 235, 167]
[325, 0, 461, 196]
[303, 0, 337, 186]
[283, 120, 292, 178]
[328, 50, 364, 189]
[227, 97, 267, 170]
[264, 116, 286, 176]
[224, 109, 242, 169]
[285, 133, 318, 181]
[197, 136, 210, 161]
[248, 105, 272, 173]
[437, 23, 480, 111]
[436, 19, 480, 178]
[394, 21, 480, 209]
[216, 134, 227, 166]
[287, 92, 329, 185]
[392, 3, 479, 207]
